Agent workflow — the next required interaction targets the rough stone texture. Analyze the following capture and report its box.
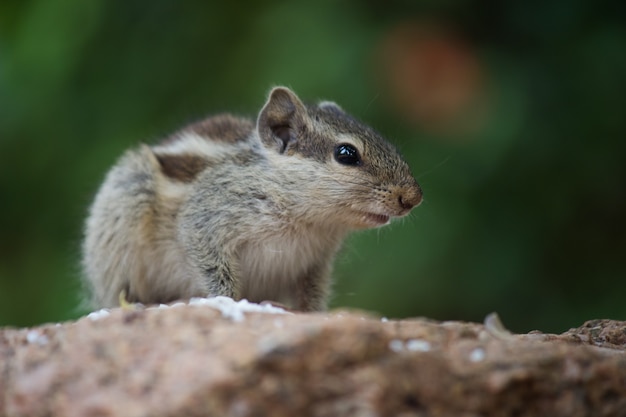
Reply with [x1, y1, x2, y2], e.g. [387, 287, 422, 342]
[1, 302, 625, 417]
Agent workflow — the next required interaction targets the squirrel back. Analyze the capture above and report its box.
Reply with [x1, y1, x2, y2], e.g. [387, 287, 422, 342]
[82, 87, 422, 310]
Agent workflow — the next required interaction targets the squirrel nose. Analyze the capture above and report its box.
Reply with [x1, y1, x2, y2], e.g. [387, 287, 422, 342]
[398, 184, 423, 210]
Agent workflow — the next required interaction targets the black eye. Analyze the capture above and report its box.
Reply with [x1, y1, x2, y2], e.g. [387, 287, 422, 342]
[334, 144, 361, 166]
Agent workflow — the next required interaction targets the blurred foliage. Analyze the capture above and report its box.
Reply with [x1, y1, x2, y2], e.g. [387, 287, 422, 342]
[1, 0, 625, 332]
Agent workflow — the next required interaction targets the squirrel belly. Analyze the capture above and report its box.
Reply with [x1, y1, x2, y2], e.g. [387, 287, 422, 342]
[81, 87, 422, 311]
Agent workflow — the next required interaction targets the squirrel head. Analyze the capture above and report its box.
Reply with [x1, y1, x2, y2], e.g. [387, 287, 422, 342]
[257, 87, 422, 230]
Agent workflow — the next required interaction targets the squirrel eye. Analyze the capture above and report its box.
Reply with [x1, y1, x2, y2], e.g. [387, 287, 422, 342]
[334, 144, 361, 166]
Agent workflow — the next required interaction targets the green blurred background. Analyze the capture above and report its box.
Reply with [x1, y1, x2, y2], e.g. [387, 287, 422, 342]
[1, 0, 625, 332]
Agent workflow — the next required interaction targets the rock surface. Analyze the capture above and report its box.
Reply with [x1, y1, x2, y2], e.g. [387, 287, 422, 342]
[1, 299, 625, 417]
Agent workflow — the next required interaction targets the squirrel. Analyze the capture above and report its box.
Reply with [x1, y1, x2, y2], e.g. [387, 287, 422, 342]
[82, 87, 423, 311]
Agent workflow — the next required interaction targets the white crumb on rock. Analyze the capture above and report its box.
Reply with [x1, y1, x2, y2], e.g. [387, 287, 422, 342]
[389, 338, 432, 353]
[388, 339, 405, 352]
[405, 339, 432, 352]
[170, 302, 186, 308]
[188, 296, 290, 322]
[469, 347, 486, 362]
[26, 329, 49, 346]
[85, 296, 290, 323]
[87, 309, 111, 321]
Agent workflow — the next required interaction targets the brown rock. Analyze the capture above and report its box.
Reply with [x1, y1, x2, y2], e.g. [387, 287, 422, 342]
[1, 301, 625, 417]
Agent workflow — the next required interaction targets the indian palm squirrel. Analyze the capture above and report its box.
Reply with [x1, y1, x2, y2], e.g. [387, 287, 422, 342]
[82, 87, 423, 311]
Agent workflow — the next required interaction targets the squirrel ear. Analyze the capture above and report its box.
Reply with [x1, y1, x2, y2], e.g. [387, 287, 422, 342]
[257, 87, 308, 154]
[318, 101, 344, 113]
